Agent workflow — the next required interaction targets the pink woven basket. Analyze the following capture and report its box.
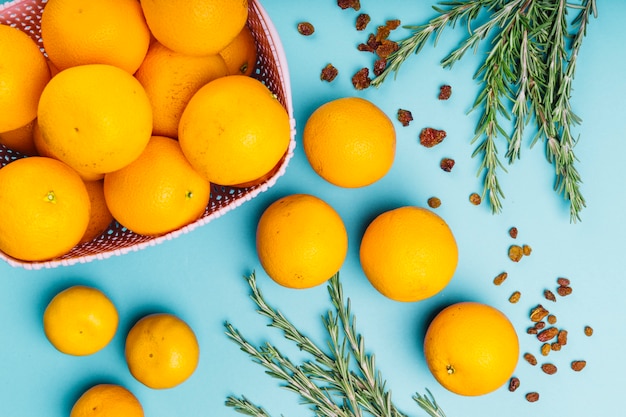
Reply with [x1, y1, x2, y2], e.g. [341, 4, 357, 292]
[0, 0, 296, 270]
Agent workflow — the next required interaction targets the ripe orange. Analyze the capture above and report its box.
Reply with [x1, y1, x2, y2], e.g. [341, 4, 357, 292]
[0, 118, 38, 156]
[0, 24, 50, 133]
[303, 97, 396, 188]
[140, 0, 249, 56]
[125, 313, 200, 389]
[256, 194, 348, 289]
[40, 0, 151, 73]
[423, 302, 519, 396]
[0, 157, 90, 261]
[79, 180, 114, 244]
[179, 75, 291, 186]
[70, 384, 143, 417]
[219, 24, 258, 76]
[37, 64, 153, 176]
[43, 285, 118, 356]
[134, 41, 229, 138]
[359, 206, 458, 302]
[103, 136, 211, 236]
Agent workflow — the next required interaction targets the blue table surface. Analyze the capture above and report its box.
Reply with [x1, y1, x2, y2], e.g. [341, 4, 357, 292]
[1, 1, 625, 416]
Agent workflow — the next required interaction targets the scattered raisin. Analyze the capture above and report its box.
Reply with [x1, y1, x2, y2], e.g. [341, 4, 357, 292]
[508, 377, 520, 392]
[523, 353, 538, 366]
[544, 290, 557, 302]
[540, 343, 551, 356]
[356, 13, 371, 31]
[297, 22, 315, 36]
[584, 326, 594, 337]
[492, 272, 508, 286]
[438, 84, 452, 100]
[469, 193, 482, 206]
[571, 360, 587, 372]
[557, 277, 570, 287]
[547, 314, 557, 324]
[357, 42, 375, 53]
[427, 197, 441, 209]
[530, 305, 549, 322]
[541, 363, 557, 375]
[508, 245, 524, 262]
[376, 39, 398, 59]
[385, 19, 401, 30]
[337, 0, 360, 11]
[526, 392, 540, 402]
[509, 291, 521, 303]
[373, 58, 387, 76]
[397, 109, 413, 127]
[320, 64, 339, 82]
[440, 158, 455, 172]
[527, 327, 538, 335]
[537, 327, 559, 342]
[557, 329, 568, 346]
[509, 227, 518, 239]
[557, 286, 573, 297]
[522, 244, 532, 256]
[351, 68, 371, 90]
[419, 127, 447, 148]
[551, 342, 562, 351]
[535, 321, 546, 330]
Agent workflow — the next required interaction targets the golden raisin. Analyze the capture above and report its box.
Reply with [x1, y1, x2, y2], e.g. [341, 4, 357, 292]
[522, 244, 532, 256]
[547, 314, 557, 324]
[427, 197, 441, 209]
[508, 291, 521, 303]
[571, 360, 587, 372]
[541, 363, 557, 375]
[523, 353, 537, 366]
[493, 272, 508, 286]
[297, 22, 315, 36]
[508, 245, 524, 262]
[584, 326, 594, 337]
[540, 343, 551, 356]
[469, 193, 482, 206]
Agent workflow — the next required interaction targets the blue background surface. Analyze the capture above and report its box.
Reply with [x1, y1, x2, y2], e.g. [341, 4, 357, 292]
[1, 1, 625, 416]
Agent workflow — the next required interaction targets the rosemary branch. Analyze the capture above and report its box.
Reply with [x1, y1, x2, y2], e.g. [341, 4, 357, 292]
[225, 271, 446, 417]
[371, 0, 597, 222]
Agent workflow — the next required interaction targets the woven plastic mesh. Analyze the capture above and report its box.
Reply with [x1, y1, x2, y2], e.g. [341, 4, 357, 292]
[0, 0, 296, 269]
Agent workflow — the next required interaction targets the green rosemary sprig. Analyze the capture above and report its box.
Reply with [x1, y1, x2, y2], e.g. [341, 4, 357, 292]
[225, 271, 446, 417]
[371, 0, 597, 222]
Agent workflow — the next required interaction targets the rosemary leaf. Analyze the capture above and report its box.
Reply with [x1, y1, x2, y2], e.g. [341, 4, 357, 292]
[225, 271, 447, 417]
[371, 0, 597, 222]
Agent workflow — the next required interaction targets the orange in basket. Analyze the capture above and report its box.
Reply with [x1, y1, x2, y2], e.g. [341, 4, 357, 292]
[0, 0, 295, 269]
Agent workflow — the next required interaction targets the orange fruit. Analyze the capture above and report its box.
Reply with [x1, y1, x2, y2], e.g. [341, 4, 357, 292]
[219, 24, 258, 76]
[32, 121, 104, 182]
[104, 136, 211, 236]
[303, 97, 396, 188]
[43, 285, 118, 356]
[125, 313, 200, 389]
[0, 156, 90, 261]
[40, 0, 151, 73]
[359, 206, 458, 302]
[179, 75, 291, 186]
[256, 194, 348, 289]
[0, 118, 39, 156]
[79, 180, 114, 244]
[134, 41, 229, 138]
[70, 384, 143, 417]
[0, 24, 50, 133]
[140, 0, 249, 56]
[423, 302, 519, 396]
[37, 64, 153, 176]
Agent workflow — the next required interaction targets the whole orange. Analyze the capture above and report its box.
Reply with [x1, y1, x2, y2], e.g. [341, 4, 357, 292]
[0, 24, 50, 133]
[70, 384, 143, 417]
[303, 97, 396, 188]
[43, 285, 118, 356]
[423, 302, 519, 396]
[79, 180, 114, 244]
[104, 136, 211, 236]
[37, 64, 153, 176]
[219, 24, 258, 76]
[40, 0, 151, 73]
[179, 75, 291, 186]
[140, 0, 249, 56]
[256, 194, 348, 289]
[134, 41, 229, 138]
[0, 157, 90, 261]
[125, 313, 200, 389]
[359, 206, 458, 302]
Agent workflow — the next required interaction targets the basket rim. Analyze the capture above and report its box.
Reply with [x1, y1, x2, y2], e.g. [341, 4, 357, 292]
[0, 0, 297, 270]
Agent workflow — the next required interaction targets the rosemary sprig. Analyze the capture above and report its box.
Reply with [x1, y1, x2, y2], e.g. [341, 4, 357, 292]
[371, 0, 597, 222]
[225, 271, 446, 417]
